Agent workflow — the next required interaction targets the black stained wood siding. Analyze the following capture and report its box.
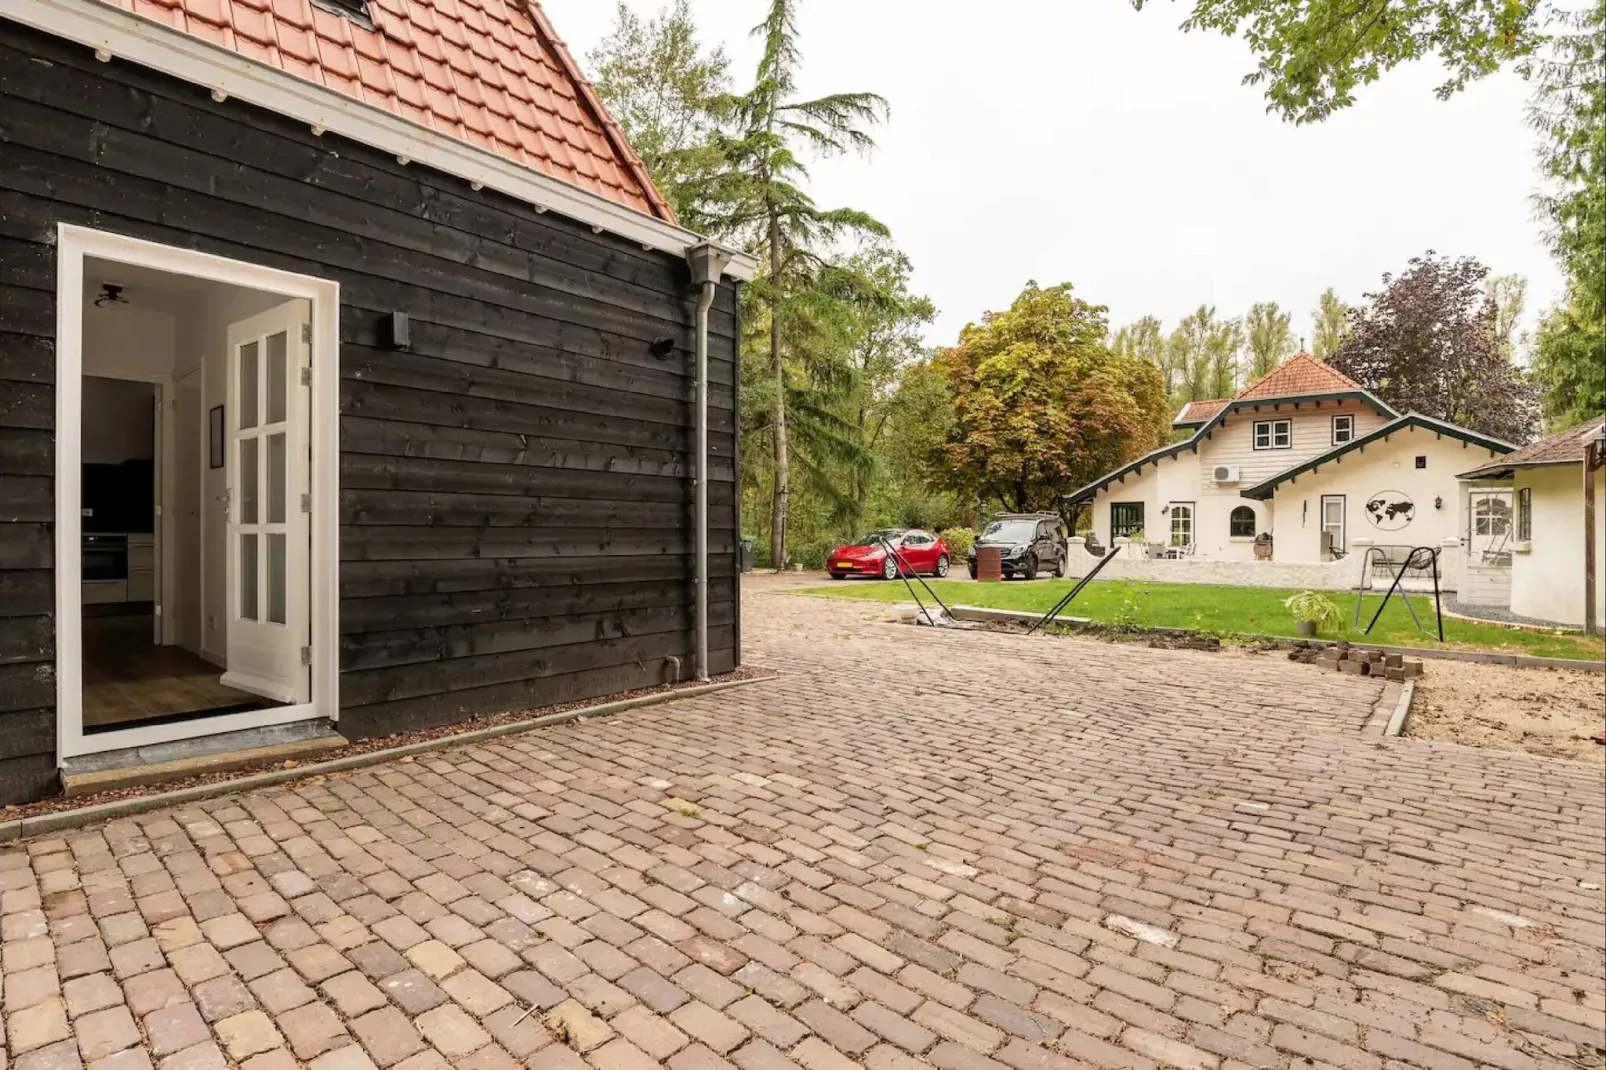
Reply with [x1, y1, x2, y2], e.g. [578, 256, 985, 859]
[0, 23, 740, 801]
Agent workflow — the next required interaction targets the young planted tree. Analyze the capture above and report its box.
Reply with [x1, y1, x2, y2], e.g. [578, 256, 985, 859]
[1329, 253, 1539, 443]
[586, 1, 730, 222]
[1244, 301, 1295, 379]
[1311, 287, 1350, 359]
[704, 0, 889, 568]
[931, 282, 1170, 523]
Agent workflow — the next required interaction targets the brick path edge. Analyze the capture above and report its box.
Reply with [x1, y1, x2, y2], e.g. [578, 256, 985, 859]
[0, 675, 780, 843]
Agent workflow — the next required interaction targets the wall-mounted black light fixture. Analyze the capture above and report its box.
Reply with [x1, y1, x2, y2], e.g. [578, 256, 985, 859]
[383, 311, 410, 351]
[649, 335, 676, 360]
[1434, 496, 1443, 510]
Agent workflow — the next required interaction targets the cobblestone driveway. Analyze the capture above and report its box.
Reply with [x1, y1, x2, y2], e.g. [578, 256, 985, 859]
[4, 586, 1603, 1070]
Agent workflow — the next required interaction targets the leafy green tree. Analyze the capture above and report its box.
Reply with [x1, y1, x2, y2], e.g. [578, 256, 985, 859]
[1134, 0, 1546, 123]
[834, 245, 936, 520]
[1112, 316, 1177, 400]
[1167, 306, 1241, 403]
[1484, 274, 1528, 360]
[1329, 253, 1538, 442]
[703, 0, 889, 568]
[1244, 301, 1295, 379]
[1528, 4, 1605, 427]
[931, 282, 1170, 522]
[586, 1, 731, 222]
[1311, 287, 1350, 360]
[1533, 300, 1606, 430]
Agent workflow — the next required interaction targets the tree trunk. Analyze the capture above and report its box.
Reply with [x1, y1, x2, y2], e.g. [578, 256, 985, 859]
[767, 211, 789, 569]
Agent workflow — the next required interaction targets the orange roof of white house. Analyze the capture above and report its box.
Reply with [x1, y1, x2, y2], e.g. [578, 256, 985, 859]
[1171, 354, 1369, 428]
[1235, 352, 1363, 402]
[97, 0, 672, 220]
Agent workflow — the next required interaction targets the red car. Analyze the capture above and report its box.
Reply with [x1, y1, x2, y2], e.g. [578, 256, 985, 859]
[827, 528, 952, 580]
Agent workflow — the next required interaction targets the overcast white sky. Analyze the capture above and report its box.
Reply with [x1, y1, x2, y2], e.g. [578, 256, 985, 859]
[547, 0, 1562, 349]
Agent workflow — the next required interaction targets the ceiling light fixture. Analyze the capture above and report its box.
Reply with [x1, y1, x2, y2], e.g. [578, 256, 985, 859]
[94, 283, 129, 308]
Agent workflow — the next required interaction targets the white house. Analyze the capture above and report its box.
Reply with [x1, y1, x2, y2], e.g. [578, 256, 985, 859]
[1067, 355, 1516, 575]
[1458, 415, 1606, 629]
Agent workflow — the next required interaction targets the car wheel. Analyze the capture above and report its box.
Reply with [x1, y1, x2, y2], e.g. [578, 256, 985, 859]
[1022, 554, 1038, 581]
[1053, 555, 1066, 578]
[881, 556, 899, 580]
[935, 554, 950, 578]
[830, 571, 846, 580]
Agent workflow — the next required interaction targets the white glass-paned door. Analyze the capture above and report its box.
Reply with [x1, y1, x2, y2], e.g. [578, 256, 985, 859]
[222, 301, 311, 705]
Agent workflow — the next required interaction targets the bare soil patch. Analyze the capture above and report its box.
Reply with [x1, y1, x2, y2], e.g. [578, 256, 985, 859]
[1408, 661, 1606, 763]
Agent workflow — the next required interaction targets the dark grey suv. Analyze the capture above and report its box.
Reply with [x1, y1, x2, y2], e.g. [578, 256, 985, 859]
[967, 513, 1068, 580]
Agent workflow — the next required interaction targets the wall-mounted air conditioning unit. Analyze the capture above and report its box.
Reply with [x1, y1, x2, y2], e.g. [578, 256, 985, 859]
[1213, 464, 1241, 483]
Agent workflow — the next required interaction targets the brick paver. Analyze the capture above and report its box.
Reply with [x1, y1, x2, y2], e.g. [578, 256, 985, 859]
[4, 585, 1602, 1069]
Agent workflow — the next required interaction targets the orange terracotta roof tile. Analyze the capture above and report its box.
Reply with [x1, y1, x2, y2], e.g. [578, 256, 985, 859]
[1235, 352, 1363, 402]
[99, 0, 673, 221]
[1174, 399, 1228, 425]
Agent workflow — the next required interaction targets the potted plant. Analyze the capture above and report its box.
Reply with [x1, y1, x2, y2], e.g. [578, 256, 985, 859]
[1284, 589, 1342, 638]
[1253, 531, 1273, 560]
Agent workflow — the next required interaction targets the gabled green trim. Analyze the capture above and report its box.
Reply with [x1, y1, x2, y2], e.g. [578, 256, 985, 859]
[1239, 413, 1516, 500]
[1066, 389, 1397, 504]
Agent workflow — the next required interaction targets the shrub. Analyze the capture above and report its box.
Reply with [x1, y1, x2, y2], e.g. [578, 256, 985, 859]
[938, 527, 977, 559]
[1284, 590, 1343, 634]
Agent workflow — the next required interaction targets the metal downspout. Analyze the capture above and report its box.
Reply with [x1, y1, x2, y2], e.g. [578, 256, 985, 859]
[693, 279, 715, 681]
[685, 244, 734, 683]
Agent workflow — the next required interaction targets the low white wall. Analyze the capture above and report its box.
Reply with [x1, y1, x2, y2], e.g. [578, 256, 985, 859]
[1459, 562, 1512, 607]
[1071, 537, 1462, 592]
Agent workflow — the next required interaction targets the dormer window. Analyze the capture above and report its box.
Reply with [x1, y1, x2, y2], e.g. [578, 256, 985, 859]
[1253, 419, 1292, 450]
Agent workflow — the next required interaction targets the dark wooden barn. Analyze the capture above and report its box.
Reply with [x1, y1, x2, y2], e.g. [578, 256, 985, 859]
[0, 0, 752, 804]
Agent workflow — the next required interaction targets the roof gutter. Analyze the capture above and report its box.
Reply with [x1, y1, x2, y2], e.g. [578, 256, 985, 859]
[1, 0, 758, 281]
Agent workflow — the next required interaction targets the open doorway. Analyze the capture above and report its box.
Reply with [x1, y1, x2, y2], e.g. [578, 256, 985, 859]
[56, 227, 339, 760]
[78, 371, 261, 729]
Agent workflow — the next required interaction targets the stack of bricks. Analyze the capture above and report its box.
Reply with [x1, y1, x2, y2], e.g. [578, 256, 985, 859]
[1290, 641, 1425, 681]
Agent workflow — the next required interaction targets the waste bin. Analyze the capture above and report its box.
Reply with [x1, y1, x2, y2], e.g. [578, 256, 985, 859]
[739, 536, 756, 573]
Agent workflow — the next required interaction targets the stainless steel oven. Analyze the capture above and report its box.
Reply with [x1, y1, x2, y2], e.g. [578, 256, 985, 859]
[82, 534, 128, 581]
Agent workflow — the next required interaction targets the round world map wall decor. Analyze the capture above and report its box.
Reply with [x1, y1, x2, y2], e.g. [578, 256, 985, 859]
[1365, 491, 1415, 530]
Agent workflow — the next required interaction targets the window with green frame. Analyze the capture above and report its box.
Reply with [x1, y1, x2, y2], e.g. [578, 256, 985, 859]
[1110, 502, 1145, 538]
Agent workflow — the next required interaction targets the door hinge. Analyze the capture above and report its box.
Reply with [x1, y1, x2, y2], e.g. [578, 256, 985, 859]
[300, 367, 312, 386]
[300, 493, 311, 513]
[300, 645, 312, 666]
[301, 322, 312, 344]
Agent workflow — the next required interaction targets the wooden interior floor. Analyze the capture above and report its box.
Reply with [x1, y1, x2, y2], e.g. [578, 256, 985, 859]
[83, 615, 264, 729]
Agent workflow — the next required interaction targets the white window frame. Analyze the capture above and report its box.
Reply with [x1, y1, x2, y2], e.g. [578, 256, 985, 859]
[1331, 414, 1355, 445]
[55, 225, 340, 760]
[1320, 494, 1346, 556]
[1253, 419, 1292, 450]
[1168, 503, 1194, 546]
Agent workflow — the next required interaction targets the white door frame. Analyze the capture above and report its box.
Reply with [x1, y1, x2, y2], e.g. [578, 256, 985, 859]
[55, 224, 340, 759]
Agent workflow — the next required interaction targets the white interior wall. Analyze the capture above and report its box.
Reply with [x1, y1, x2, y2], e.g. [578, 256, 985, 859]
[81, 378, 157, 464]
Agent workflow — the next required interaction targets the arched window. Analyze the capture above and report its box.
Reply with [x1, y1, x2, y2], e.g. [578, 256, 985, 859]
[1230, 506, 1256, 538]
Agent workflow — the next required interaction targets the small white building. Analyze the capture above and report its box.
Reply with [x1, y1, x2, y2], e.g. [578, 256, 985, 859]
[1459, 415, 1606, 629]
[1067, 355, 1515, 575]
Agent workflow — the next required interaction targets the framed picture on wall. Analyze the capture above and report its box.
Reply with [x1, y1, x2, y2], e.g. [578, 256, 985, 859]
[209, 405, 225, 469]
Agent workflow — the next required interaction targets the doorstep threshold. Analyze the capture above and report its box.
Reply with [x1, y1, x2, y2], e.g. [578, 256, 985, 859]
[61, 720, 347, 797]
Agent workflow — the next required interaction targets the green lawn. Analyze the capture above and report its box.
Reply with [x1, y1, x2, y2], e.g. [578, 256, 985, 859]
[796, 578, 1606, 661]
